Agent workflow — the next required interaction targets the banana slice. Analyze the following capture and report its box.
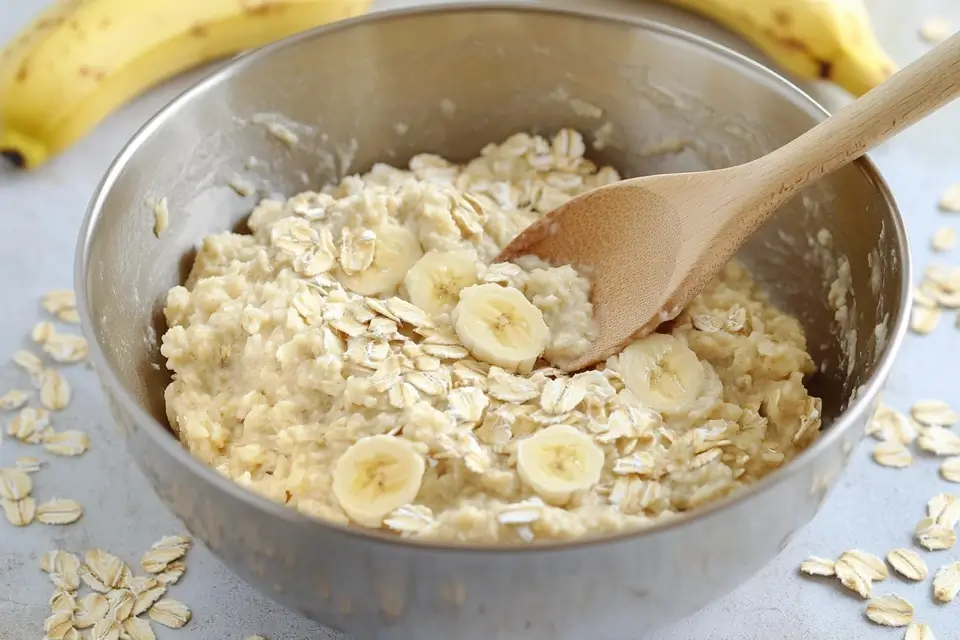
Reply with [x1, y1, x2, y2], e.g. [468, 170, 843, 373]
[402, 250, 481, 316]
[618, 333, 705, 414]
[337, 224, 423, 297]
[452, 283, 549, 373]
[331, 435, 426, 528]
[516, 424, 605, 505]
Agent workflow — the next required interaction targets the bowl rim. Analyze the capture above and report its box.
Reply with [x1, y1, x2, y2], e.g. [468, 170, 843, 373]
[75, 1, 912, 554]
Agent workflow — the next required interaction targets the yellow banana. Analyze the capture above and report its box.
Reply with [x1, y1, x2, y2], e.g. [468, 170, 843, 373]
[660, 0, 897, 97]
[0, 0, 370, 169]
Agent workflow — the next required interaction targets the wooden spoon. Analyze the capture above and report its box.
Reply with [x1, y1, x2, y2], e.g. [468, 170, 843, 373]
[498, 32, 960, 372]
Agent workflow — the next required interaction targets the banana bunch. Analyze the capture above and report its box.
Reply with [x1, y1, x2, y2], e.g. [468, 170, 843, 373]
[0, 0, 370, 169]
[660, 0, 897, 96]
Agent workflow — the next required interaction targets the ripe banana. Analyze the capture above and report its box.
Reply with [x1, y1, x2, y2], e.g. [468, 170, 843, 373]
[337, 224, 423, 297]
[516, 424, 605, 505]
[331, 434, 426, 527]
[616, 333, 705, 414]
[453, 283, 550, 374]
[0, 0, 370, 169]
[660, 0, 896, 96]
[403, 250, 481, 316]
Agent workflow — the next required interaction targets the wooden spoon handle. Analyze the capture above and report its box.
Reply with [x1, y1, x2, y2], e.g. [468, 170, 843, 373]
[754, 30, 960, 204]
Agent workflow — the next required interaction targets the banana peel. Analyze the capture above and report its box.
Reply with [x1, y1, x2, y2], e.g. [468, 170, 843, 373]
[0, 0, 371, 169]
[660, 0, 897, 96]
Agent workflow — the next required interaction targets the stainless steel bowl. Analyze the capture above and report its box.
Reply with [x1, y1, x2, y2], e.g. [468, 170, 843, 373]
[76, 4, 911, 639]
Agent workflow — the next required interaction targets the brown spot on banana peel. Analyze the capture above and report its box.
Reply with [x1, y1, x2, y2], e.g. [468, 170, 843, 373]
[98, 17, 111, 30]
[772, 10, 791, 26]
[189, 23, 209, 37]
[15, 64, 28, 82]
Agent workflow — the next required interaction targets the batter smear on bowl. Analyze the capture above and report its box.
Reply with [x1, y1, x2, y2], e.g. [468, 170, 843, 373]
[160, 129, 822, 544]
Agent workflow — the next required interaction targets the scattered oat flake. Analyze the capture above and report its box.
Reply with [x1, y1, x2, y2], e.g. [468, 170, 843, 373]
[106, 588, 135, 621]
[941, 457, 960, 483]
[85, 550, 127, 590]
[931, 226, 956, 251]
[933, 561, 960, 602]
[866, 403, 916, 443]
[133, 584, 167, 616]
[122, 616, 157, 640]
[149, 598, 191, 628]
[42, 289, 76, 315]
[910, 306, 941, 334]
[886, 548, 928, 581]
[153, 197, 170, 237]
[873, 440, 913, 468]
[44, 430, 90, 456]
[7, 405, 50, 441]
[32, 320, 57, 344]
[865, 594, 913, 627]
[0, 388, 29, 410]
[798, 556, 835, 577]
[49, 589, 77, 614]
[835, 556, 873, 598]
[2, 496, 36, 526]
[0, 467, 32, 501]
[15, 456, 44, 473]
[841, 550, 888, 580]
[920, 18, 953, 43]
[40, 370, 71, 411]
[123, 575, 158, 595]
[43, 333, 89, 363]
[79, 564, 111, 593]
[156, 561, 185, 586]
[928, 493, 960, 529]
[911, 399, 959, 426]
[58, 308, 80, 324]
[89, 617, 121, 640]
[140, 535, 190, 573]
[917, 426, 960, 455]
[13, 348, 44, 374]
[905, 622, 936, 640]
[36, 498, 83, 525]
[44, 611, 75, 639]
[941, 184, 960, 212]
[74, 592, 109, 628]
[915, 517, 957, 550]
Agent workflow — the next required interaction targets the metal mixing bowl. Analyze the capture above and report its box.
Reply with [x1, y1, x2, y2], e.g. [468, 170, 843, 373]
[76, 4, 911, 639]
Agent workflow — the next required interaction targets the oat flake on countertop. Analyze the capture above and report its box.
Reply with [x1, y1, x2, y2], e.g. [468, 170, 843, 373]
[905, 622, 936, 640]
[798, 556, 835, 577]
[928, 493, 960, 529]
[933, 561, 960, 602]
[0, 467, 32, 501]
[36, 498, 84, 525]
[915, 517, 957, 550]
[122, 616, 158, 640]
[864, 594, 913, 627]
[2, 496, 36, 526]
[931, 226, 956, 251]
[911, 399, 959, 426]
[940, 183, 960, 212]
[43, 430, 91, 456]
[148, 598, 191, 628]
[0, 388, 29, 410]
[909, 306, 941, 334]
[941, 457, 960, 483]
[917, 427, 960, 456]
[40, 369, 71, 411]
[873, 440, 913, 468]
[885, 548, 928, 581]
[834, 556, 874, 599]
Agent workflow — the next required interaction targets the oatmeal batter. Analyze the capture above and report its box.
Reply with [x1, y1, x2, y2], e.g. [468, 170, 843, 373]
[161, 130, 822, 544]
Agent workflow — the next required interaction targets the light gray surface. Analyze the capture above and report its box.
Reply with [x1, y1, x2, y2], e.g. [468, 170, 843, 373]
[0, 1, 957, 639]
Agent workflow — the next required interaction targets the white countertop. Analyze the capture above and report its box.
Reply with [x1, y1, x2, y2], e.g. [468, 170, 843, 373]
[1, 1, 958, 639]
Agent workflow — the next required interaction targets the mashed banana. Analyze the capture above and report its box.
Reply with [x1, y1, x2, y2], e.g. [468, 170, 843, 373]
[161, 130, 821, 544]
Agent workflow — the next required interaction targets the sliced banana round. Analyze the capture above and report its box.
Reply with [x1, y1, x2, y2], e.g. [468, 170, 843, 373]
[336, 224, 423, 297]
[618, 333, 705, 414]
[452, 283, 549, 373]
[517, 424, 605, 505]
[402, 250, 480, 316]
[331, 435, 426, 528]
